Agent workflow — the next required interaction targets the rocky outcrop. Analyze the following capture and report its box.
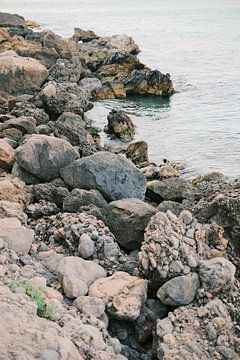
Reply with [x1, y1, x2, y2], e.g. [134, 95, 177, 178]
[0, 54, 48, 95]
[60, 151, 147, 201]
[15, 134, 79, 181]
[105, 109, 135, 141]
[107, 198, 157, 250]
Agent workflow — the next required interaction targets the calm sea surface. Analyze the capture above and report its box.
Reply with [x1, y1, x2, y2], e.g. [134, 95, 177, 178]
[1, 0, 240, 177]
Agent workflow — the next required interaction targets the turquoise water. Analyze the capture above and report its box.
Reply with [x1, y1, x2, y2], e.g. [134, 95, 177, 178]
[1, 0, 240, 177]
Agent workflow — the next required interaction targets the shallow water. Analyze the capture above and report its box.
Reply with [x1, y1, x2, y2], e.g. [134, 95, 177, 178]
[1, 0, 240, 177]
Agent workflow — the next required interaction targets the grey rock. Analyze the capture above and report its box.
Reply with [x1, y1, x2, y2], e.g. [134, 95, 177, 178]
[15, 134, 79, 181]
[63, 188, 108, 212]
[73, 296, 105, 318]
[157, 200, 182, 215]
[157, 273, 200, 306]
[60, 151, 147, 201]
[107, 198, 157, 250]
[78, 233, 95, 259]
[30, 183, 70, 206]
[11, 162, 41, 185]
[199, 257, 236, 294]
[105, 109, 135, 141]
[147, 178, 193, 203]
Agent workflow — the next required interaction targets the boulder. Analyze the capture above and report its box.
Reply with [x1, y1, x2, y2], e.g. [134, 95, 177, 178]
[0, 217, 34, 255]
[31, 183, 70, 206]
[0, 116, 37, 135]
[63, 188, 108, 212]
[107, 198, 157, 250]
[15, 134, 79, 181]
[73, 296, 105, 318]
[11, 162, 40, 185]
[0, 139, 15, 169]
[89, 271, 148, 321]
[78, 77, 103, 97]
[0, 12, 27, 29]
[199, 257, 236, 294]
[10, 101, 49, 125]
[126, 141, 148, 165]
[41, 29, 79, 59]
[147, 178, 193, 203]
[73, 27, 98, 42]
[105, 109, 135, 141]
[60, 151, 147, 201]
[125, 69, 173, 96]
[157, 274, 200, 306]
[57, 256, 106, 299]
[0, 55, 48, 95]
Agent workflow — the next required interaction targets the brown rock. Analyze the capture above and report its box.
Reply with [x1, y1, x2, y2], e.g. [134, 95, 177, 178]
[0, 176, 27, 206]
[0, 139, 15, 169]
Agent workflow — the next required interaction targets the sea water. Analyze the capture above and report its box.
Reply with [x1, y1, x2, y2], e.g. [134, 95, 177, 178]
[1, 0, 240, 177]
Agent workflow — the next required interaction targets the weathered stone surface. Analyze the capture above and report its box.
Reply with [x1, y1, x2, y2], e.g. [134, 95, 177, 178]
[107, 198, 157, 250]
[0, 12, 27, 29]
[61, 151, 147, 201]
[73, 296, 105, 318]
[0, 200, 27, 224]
[126, 141, 148, 165]
[0, 217, 34, 255]
[41, 29, 79, 59]
[0, 116, 37, 135]
[153, 299, 238, 360]
[89, 271, 148, 321]
[157, 273, 200, 306]
[0, 287, 83, 360]
[0, 139, 15, 169]
[48, 57, 83, 83]
[0, 175, 27, 205]
[199, 257, 236, 294]
[30, 183, 70, 206]
[73, 27, 98, 42]
[0, 55, 48, 95]
[0, 28, 10, 43]
[63, 188, 108, 212]
[11, 162, 41, 185]
[57, 256, 106, 299]
[15, 134, 79, 181]
[105, 109, 135, 141]
[147, 178, 193, 203]
[139, 211, 207, 289]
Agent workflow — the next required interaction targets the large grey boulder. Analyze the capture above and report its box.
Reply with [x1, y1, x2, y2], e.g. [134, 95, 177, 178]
[147, 178, 193, 203]
[57, 256, 106, 299]
[0, 55, 48, 95]
[157, 274, 200, 306]
[15, 134, 79, 181]
[61, 151, 147, 201]
[107, 198, 157, 250]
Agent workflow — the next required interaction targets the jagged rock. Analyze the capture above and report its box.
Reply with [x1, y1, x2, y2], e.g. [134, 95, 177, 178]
[93, 81, 126, 99]
[89, 271, 148, 321]
[40, 81, 92, 119]
[57, 256, 106, 299]
[0, 217, 34, 255]
[41, 29, 79, 59]
[15, 134, 79, 181]
[125, 69, 173, 96]
[0, 12, 27, 29]
[147, 178, 193, 203]
[139, 210, 208, 289]
[61, 151, 147, 201]
[153, 299, 239, 360]
[0, 175, 27, 205]
[199, 257, 236, 294]
[126, 141, 149, 165]
[105, 109, 135, 141]
[107, 198, 157, 250]
[0, 139, 15, 169]
[73, 27, 98, 42]
[63, 188, 108, 212]
[48, 57, 83, 83]
[0, 286, 83, 359]
[78, 77, 103, 98]
[157, 273, 200, 306]
[0, 116, 37, 135]
[0, 55, 48, 95]
[30, 183, 70, 206]
[10, 101, 49, 125]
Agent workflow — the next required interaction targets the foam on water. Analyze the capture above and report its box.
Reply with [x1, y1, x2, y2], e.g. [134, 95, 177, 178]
[1, 0, 240, 177]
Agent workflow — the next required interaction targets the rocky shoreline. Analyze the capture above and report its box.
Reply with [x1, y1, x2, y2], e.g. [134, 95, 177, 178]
[0, 12, 239, 360]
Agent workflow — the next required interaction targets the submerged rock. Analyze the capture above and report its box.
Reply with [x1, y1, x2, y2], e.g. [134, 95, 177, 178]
[105, 109, 135, 141]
